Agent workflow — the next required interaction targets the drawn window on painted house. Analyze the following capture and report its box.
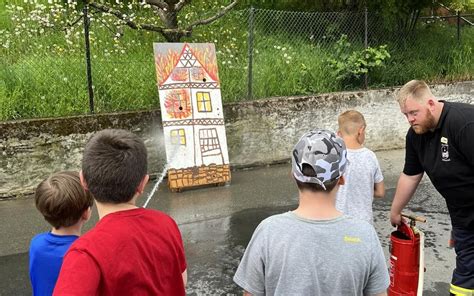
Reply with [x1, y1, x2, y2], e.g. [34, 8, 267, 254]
[171, 68, 188, 81]
[196, 92, 212, 112]
[170, 129, 186, 146]
[192, 67, 206, 81]
[199, 128, 223, 163]
[165, 90, 192, 119]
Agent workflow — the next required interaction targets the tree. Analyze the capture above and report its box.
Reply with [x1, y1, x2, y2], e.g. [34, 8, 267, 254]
[90, 0, 238, 42]
[447, 0, 474, 11]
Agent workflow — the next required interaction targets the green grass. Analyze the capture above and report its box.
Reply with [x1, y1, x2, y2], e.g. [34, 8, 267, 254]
[1, 2, 473, 120]
[369, 25, 474, 87]
[1, 55, 89, 119]
[252, 35, 340, 97]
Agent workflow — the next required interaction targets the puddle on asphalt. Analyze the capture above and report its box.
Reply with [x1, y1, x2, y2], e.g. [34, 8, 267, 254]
[183, 205, 295, 295]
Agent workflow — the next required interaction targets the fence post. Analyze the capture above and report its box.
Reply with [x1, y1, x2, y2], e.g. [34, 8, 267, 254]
[83, 3, 94, 114]
[457, 10, 461, 44]
[247, 7, 255, 100]
[364, 6, 368, 90]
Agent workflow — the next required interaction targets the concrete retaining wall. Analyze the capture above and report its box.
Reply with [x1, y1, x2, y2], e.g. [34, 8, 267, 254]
[1, 81, 473, 198]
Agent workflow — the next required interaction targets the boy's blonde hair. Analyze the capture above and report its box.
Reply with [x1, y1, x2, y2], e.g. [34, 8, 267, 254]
[35, 171, 93, 229]
[338, 110, 366, 137]
[396, 80, 434, 105]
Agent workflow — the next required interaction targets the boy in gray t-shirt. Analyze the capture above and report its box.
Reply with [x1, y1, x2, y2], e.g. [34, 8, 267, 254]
[233, 129, 389, 296]
[336, 110, 385, 224]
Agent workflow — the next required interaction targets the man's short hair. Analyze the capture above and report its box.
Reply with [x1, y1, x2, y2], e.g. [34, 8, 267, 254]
[35, 171, 93, 229]
[396, 80, 434, 105]
[292, 129, 347, 193]
[82, 129, 148, 204]
[338, 110, 366, 136]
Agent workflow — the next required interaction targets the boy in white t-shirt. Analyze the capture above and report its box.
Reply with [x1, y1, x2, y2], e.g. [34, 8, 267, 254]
[336, 110, 385, 224]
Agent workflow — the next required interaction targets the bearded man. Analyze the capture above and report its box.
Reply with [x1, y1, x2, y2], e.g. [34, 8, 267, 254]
[390, 80, 474, 295]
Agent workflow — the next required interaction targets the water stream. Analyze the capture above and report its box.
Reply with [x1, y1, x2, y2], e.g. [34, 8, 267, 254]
[142, 164, 169, 208]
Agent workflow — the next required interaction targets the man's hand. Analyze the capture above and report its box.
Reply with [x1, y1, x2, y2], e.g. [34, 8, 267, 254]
[390, 211, 402, 227]
[390, 173, 423, 227]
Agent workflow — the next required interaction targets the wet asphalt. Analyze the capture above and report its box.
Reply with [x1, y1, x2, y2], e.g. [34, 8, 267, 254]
[0, 149, 455, 295]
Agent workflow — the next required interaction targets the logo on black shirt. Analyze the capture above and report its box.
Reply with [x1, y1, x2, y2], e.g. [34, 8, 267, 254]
[441, 137, 450, 162]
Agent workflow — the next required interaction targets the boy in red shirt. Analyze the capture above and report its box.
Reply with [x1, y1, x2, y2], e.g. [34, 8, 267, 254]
[54, 129, 187, 295]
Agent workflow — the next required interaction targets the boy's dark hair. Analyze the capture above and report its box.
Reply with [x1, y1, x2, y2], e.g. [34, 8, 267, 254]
[82, 129, 148, 204]
[295, 164, 339, 193]
[35, 171, 93, 229]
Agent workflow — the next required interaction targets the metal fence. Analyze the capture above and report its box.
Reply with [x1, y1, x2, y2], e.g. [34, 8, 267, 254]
[79, 6, 474, 111]
[1, 5, 473, 119]
[247, 8, 371, 99]
[245, 8, 473, 99]
[84, 5, 159, 115]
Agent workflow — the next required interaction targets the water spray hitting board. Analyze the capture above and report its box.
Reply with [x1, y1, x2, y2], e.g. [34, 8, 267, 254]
[153, 43, 231, 192]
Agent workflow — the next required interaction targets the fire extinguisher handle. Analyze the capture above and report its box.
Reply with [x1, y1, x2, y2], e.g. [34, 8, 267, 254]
[398, 222, 416, 243]
[401, 213, 427, 223]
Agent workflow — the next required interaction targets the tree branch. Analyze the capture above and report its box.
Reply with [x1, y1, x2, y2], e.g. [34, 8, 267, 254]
[174, 0, 191, 12]
[89, 2, 167, 33]
[89, 0, 237, 41]
[67, 15, 83, 27]
[145, 0, 169, 10]
[185, 0, 237, 31]
[151, 6, 167, 22]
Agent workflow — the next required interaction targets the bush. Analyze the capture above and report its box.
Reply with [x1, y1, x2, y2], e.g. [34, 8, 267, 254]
[327, 35, 390, 88]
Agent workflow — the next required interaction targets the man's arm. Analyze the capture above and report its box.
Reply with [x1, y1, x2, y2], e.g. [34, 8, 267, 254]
[182, 269, 187, 287]
[372, 292, 387, 296]
[243, 291, 252, 296]
[390, 173, 423, 226]
[374, 181, 385, 198]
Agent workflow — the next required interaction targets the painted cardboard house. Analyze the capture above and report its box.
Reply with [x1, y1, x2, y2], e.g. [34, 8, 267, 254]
[153, 43, 231, 191]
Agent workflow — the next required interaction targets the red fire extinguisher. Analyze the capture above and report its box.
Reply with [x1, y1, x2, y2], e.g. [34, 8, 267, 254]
[388, 213, 426, 296]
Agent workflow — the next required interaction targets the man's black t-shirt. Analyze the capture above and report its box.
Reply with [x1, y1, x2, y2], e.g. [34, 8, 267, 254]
[403, 101, 474, 229]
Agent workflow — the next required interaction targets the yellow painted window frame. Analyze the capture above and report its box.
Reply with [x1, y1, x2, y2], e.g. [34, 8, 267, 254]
[170, 129, 186, 145]
[196, 92, 212, 112]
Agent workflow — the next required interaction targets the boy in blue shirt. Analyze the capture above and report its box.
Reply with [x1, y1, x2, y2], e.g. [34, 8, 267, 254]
[29, 171, 93, 296]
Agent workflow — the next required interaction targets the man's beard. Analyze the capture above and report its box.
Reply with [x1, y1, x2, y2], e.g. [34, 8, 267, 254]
[411, 112, 437, 134]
